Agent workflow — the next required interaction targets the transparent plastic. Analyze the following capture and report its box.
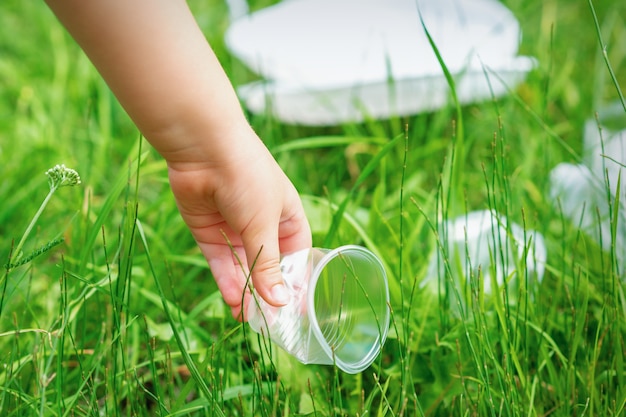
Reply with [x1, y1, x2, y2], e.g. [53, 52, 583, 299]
[247, 245, 390, 374]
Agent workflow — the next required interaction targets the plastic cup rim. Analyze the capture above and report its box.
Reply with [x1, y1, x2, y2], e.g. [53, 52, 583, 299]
[306, 245, 390, 373]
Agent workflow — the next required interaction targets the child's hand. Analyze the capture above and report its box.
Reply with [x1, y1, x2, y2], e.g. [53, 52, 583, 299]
[45, 0, 312, 320]
[166, 125, 311, 320]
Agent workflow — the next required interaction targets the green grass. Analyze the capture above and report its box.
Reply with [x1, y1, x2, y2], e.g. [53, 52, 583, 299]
[1, 0, 625, 415]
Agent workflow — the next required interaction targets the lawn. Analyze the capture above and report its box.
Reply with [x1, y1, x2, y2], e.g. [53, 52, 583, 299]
[1, 0, 625, 415]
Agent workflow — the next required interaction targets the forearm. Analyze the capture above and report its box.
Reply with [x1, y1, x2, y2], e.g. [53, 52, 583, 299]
[45, 0, 249, 163]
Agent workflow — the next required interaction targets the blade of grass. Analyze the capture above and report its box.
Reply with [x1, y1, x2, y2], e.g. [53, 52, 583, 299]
[273, 135, 387, 153]
[77, 140, 146, 273]
[588, 0, 626, 112]
[417, 4, 465, 216]
[136, 219, 226, 417]
[323, 133, 403, 247]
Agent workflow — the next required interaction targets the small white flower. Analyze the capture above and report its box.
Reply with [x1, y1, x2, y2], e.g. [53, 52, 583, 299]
[45, 164, 81, 190]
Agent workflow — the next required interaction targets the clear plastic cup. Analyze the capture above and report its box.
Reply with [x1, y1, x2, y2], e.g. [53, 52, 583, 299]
[247, 245, 390, 374]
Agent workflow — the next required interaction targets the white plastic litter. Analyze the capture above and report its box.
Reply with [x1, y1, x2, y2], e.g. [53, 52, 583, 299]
[225, 0, 535, 125]
[549, 104, 626, 267]
[424, 210, 547, 303]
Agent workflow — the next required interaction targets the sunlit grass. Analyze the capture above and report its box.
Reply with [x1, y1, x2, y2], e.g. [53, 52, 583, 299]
[1, 0, 625, 415]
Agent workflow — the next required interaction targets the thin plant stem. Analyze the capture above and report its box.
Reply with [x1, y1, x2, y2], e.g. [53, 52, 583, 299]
[10, 187, 56, 266]
[10, 164, 81, 267]
[588, 0, 626, 112]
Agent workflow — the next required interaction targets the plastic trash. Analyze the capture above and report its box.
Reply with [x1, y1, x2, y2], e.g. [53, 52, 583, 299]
[247, 245, 390, 374]
[225, 0, 535, 125]
[549, 103, 626, 267]
[424, 209, 547, 303]
[582, 103, 626, 198]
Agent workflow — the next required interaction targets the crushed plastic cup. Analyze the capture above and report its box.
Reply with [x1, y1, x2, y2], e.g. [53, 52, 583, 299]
[247, 245, 390, 374]
[423, 209, 547, 309]
[549, 101, 626, 267]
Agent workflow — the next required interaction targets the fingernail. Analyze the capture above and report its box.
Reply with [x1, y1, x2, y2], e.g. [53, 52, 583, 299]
[271, 283, 291, 305]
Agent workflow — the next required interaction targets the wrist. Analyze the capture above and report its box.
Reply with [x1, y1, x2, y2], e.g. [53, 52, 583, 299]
[149, 109, 256, 168]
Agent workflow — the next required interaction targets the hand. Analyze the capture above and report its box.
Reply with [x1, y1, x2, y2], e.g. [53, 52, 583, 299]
[44, 0, 312, 319]
[166, 125, 312, 320]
